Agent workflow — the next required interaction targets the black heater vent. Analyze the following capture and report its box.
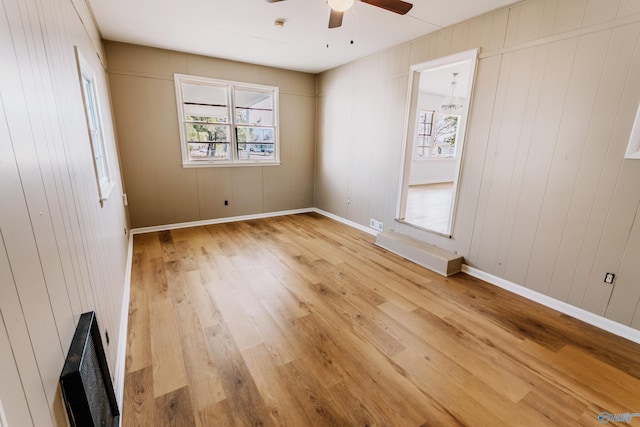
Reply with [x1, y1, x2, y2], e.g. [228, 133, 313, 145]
[60, 311, 119, 427]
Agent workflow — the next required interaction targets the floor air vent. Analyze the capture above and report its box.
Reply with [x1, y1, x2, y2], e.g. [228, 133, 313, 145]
[60, 311, 119, 427]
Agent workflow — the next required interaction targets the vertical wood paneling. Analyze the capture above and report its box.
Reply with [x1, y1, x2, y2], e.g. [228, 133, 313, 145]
[0, 308, 34, 427]
[515, 0, 546, 44]
[450, 24, 469, 54]
[230, 167, 265, 217]
[109, 73, 163, 228]
[474, 49, 538, 273]
[454, 56, 502, 258]
[524, 30, 610, 294]
[0, 0, 68, 414]
[502, 37, 578, 285]
[1, 0, 129, 424]
[583, 0, 620, 27]
[539, 0, 559, 37]
[0, 102, 52, 427]
[468, 52, 514, 268]
[617, 0, 640, 19]
[315, 65, 353, 218]
[549, 23, 640, 302]
[606, 202, 640, 324]
[553, 0, 588, 34]
[197, 168, 234, 219]
[568, 25, 640, 311]
[494, 46, 549, 278]
[317, 0, 640, 331]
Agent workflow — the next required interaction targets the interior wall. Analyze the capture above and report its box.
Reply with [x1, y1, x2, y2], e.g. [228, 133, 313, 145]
[0, 0, 129, 425]
[105, 42, 317, 229]
[316, 0, 640, 328]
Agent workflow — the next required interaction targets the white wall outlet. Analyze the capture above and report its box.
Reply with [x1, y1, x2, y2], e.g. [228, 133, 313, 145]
[370, 218, 383, 231]
[604, 272, 615, 285]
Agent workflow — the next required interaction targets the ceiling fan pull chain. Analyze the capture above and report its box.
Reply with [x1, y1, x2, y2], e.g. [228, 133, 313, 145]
[350, 3, 356, 44]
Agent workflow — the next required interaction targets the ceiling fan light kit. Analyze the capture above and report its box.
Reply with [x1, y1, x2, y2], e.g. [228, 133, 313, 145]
[327, 0, 355, 12]
[266, 0, 413, 31]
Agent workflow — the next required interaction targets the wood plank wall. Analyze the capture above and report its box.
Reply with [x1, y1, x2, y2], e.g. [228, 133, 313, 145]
[0, 0, 129, 425]
[316, 0, 640, 330]
[105, 42, 317, 229]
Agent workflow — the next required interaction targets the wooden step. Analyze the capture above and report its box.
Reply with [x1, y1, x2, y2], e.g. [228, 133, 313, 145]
[375, 230, 462, 277]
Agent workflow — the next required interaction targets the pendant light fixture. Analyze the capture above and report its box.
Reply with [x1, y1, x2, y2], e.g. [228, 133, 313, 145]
[439, 72, 463, 114]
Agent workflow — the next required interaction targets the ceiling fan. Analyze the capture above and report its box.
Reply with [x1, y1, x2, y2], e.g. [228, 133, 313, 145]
[265, 0, 413, 29]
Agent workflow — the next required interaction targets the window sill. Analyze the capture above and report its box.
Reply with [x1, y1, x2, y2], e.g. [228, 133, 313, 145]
[182, 161, 281, 168]
[414, 157, 457, 162]
[99, 182, 115, 207]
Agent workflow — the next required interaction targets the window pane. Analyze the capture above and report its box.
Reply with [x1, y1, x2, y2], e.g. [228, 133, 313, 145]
[236, 126, 273, 143]
[186, 123, 229, 142]
[234, 89, 273, 126]
[188, 142, 230, 161]
[238, 143, 274, 160]
[182, 83, 227, 106]
[430, 114, 459, 158]
[184, 104, 228, 124]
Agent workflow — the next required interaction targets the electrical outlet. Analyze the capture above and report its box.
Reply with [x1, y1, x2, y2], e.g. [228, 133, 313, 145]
[370, 218, 383, 232]
[604, 272, 615, 285]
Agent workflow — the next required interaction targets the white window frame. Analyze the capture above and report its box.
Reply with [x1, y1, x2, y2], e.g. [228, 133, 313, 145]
[75, 47, 113, 205]
[174, 74, 280, 167]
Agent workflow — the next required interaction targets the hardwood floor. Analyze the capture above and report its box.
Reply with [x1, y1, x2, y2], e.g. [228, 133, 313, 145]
[123, 213, 640, 426]
[405, 183, 453, 233]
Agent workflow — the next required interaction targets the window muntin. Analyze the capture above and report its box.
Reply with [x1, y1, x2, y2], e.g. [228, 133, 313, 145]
[416, 111, 459, 159]
[175, 74, 279, 166]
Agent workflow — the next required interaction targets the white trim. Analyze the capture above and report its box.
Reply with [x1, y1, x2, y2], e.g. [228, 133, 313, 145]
[312, 209, 378, 236]
[462, 265, 640, 345]
[174, 73, 280, 167]
[75, 46, 114, 206]
[130, 208, 315, 235]
[625, 101, 640, 160]
[0, 398, 7, 427]
[114, 232, 133, 427]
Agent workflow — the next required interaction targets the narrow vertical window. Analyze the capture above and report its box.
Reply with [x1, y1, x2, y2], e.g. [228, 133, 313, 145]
[76, 48, 112, 204]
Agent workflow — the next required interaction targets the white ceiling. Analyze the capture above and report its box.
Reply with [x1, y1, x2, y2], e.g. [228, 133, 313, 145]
[88, 0, 518, 74]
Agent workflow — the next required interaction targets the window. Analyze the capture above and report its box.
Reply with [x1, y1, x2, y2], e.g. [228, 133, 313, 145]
[76, 47, 113, 204]
[174, 74, 279, 167]
[415, 109, 433, 158]
[416, 111, 459, 159]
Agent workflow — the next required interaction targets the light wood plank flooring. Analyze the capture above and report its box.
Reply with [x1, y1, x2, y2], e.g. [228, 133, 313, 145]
[405, 183, 453, 233]
[123, 213, 640, 426]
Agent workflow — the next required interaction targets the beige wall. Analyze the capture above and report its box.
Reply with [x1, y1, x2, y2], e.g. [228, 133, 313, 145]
[316, 0, 640, 329]
[105, 42, 317, 229]
[0, 0, 129, 425]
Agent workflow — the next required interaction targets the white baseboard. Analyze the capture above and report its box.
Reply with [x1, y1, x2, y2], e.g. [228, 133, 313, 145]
[462, 265, 640, 345]
[130, 208, 315, 235]
[114, 233, 133, 426]
[312, 208, 378, 236]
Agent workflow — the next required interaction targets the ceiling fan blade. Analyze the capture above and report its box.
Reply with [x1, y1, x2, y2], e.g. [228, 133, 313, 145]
[264, 0, 286, 2]
[361, 0, 413, 14]
[328, 9, 344, 28]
